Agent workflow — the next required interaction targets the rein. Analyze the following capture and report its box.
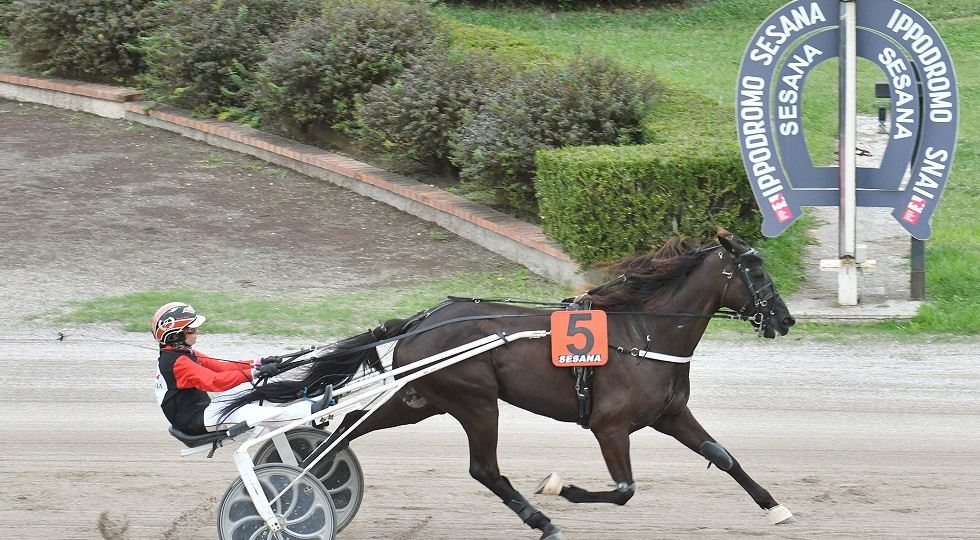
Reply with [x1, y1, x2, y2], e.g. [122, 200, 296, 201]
[264, 247, 776, 378]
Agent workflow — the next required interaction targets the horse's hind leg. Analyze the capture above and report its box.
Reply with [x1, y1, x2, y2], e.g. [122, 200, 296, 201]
[452, 402, 565, 540]
[538, 424, 636, 505]
[652, 406, 796, 525]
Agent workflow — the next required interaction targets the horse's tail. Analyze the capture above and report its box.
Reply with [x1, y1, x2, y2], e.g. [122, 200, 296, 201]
[218, 318, 411, 421]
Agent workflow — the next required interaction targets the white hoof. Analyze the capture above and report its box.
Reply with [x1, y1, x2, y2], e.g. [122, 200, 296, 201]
[534, 473, 563, 496]
[767, 504, 796, 525]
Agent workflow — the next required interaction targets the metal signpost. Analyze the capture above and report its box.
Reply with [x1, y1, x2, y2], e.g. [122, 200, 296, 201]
[735, 0, 958, 305]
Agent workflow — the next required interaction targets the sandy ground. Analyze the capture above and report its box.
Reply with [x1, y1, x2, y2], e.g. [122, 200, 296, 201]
[2, 101, 979, 539]
[2, 333, 978, 539]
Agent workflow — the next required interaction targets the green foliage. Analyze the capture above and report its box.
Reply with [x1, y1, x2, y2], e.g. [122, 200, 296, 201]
[138, 0, 320, 114]
[451, 57, 656, 214]
[0, 0, 13, 37]
[354, 49, 500, 174]
[643, 81, 736, 150]
[753, 215, 815, 295]
[442, 20, 560, 69]
[437, 1, 688, 10]
[252, 0, 438, 134]
[55, 271, 572, 337]
[536, 140, 759, 266]
[3, 0, 157, 82]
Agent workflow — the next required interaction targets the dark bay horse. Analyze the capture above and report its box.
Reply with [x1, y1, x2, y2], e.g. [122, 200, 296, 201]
[225, 229, 797, 538]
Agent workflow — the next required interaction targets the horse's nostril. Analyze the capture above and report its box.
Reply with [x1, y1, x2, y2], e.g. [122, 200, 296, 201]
[784, 316, 796, 327]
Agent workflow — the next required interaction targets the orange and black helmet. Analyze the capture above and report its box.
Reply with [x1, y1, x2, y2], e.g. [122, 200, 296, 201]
[151, 302, 206, 345]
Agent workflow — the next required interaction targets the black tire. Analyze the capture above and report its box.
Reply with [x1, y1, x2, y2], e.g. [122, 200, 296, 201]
[253, 427, 364, 532]
[217, 463, 336, 540]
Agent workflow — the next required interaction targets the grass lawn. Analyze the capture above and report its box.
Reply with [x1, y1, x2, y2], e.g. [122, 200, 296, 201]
[51, 270, 572, 339]
[438, 0, 979, 335]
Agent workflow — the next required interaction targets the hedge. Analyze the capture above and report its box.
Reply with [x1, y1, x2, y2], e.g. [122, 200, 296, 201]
[535, 86, 759, 266]
[3, 0, 157, 82]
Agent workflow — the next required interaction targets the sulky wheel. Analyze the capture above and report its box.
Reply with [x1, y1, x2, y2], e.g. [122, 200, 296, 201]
[217, 463, 336, 540]
[252, 427, 364, 532]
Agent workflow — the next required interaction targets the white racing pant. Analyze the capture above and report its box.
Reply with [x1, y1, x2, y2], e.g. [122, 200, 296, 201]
[202, 381, 312, 432]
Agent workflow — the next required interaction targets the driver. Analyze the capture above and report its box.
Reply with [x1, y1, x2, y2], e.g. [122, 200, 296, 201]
[152, 302, 330, 435]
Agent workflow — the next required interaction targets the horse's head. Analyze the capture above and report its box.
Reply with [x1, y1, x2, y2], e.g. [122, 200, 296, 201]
[716, 229, 796, 338]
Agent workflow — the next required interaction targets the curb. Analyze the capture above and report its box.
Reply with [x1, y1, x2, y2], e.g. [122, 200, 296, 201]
[0, 72, 590, 288]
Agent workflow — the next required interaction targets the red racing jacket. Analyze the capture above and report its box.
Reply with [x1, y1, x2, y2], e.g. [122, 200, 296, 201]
[154, 346, 254, 434]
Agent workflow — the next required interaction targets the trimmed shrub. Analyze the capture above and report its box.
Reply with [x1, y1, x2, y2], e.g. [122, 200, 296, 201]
[138, 0, 320, 114]
[535, 142, 760, 266]
[536, 84, 760, 266]
[252, 0, 438, 134]
[451, 57, 656, 214]
[353, 49, 500, 175]
[443, 20, 560, 69]
[3, 0, 157, 81]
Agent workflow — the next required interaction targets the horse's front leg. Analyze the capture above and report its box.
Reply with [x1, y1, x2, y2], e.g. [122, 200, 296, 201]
[535, 424, 636, 505]
[652, 406, 796, 525]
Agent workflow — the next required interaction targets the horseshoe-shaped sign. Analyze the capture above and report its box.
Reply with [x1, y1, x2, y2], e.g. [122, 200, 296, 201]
[736, 0, 958, 239]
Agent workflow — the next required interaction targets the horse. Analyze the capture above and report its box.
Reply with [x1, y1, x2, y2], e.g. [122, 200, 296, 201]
[223, 229, 797, 538]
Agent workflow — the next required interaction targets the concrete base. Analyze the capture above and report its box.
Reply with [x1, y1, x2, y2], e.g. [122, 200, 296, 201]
[786, 296, 922, 322]
[0, 81, 127, 118]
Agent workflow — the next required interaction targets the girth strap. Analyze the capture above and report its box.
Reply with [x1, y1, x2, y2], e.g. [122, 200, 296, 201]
[573, 366, 594, 429]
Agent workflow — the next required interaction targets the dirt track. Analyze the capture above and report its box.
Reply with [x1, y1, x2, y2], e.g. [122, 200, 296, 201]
[2, 100, 979, 539]
[3, 333, 978, 539]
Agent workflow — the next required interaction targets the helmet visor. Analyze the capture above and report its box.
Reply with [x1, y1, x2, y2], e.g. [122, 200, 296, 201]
[187, 315, 206, 329]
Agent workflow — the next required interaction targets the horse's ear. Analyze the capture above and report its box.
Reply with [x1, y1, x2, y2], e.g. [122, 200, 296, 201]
[716, 228, 748, 255]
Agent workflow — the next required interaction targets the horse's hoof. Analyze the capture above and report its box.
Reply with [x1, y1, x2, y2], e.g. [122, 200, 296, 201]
[534, 472, 563, 496]
[767, 504, 796, 525]
[540, 529, 567, 540]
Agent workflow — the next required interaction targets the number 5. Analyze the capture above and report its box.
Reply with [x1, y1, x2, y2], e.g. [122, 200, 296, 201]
[566, 313, 594, 355]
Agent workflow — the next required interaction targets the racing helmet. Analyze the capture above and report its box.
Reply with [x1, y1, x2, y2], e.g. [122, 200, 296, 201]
[151, 302, 206, 345]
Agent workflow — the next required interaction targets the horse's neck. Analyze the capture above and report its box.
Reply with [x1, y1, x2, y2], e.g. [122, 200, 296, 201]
[626, 259, 724, 356]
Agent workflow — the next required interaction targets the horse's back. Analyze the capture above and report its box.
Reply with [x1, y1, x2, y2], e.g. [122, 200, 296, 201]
[392, 301, 579, 422]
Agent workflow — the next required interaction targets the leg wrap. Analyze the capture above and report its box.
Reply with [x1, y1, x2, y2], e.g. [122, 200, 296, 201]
[506, 495, 538, 523]
[699, 440, 734, 471]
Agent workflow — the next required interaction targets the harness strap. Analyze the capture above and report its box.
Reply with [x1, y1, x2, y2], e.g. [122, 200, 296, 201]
[278, 302, 758, 373]
[612, 345, 693, 364]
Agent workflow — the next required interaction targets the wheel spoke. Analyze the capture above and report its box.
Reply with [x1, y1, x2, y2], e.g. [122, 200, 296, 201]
[282, 486, 319, 524]
[218, 464, 336, 540]
[250, 429, 362, 533]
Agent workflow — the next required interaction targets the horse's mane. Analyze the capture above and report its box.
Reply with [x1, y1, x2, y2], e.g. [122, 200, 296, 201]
[590, 237, 715, 310]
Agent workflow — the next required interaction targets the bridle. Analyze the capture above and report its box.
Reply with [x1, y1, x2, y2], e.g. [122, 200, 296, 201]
[717, 247, 780, 334]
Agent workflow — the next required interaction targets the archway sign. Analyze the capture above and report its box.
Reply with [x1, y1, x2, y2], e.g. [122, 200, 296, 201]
[735, 0, 958, 304]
